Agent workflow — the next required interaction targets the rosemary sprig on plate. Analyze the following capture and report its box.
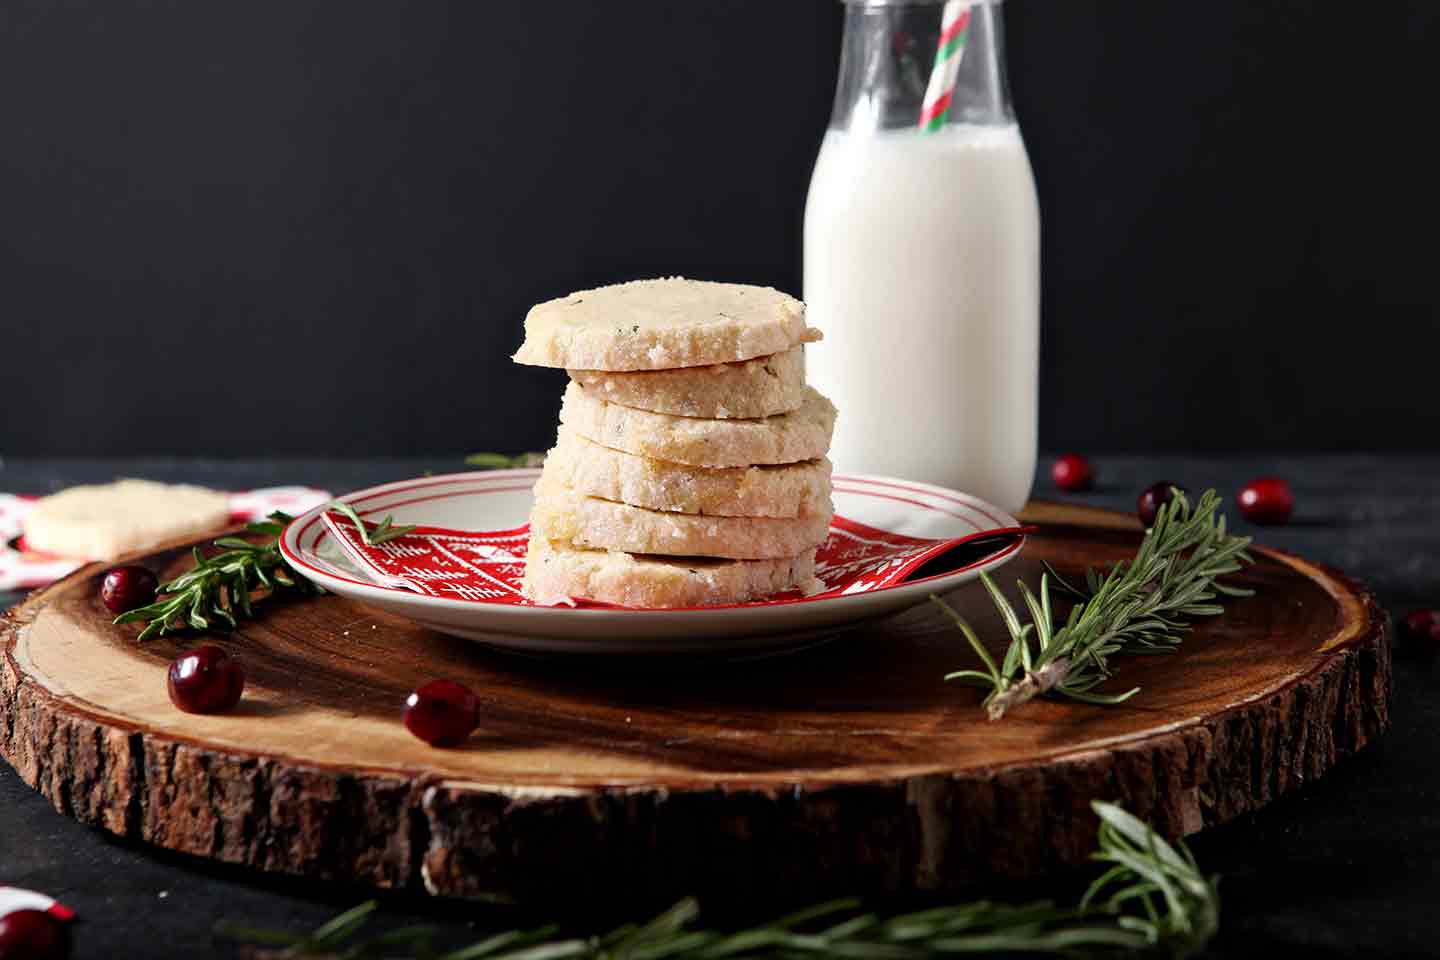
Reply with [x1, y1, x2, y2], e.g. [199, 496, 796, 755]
[938, 488, 1254, 721]
[113, 512, 313, 642]
[221, 801, 1219, 959]
[323, 500, 416, 546]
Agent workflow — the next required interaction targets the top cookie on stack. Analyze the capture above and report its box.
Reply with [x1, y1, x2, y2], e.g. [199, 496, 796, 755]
[513, 276, 821, 376]
[513, 278, 836, 608]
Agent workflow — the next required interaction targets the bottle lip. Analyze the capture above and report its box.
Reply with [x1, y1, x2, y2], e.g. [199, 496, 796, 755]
[840, 0, 1003, 5]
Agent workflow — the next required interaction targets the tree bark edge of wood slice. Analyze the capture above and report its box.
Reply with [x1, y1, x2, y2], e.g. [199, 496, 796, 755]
[0, 505, 1392, 910]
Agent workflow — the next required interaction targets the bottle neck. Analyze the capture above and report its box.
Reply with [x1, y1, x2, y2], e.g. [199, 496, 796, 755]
[829, 0, 1015, 134]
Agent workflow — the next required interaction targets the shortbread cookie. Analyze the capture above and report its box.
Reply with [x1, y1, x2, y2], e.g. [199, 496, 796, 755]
[569, 345, 806, 419]
[544, 429, 831, 519]
[522, 536, 821, 607]
[513, 277, 820, 371]
[530, 477, 832, 559]
[559, 382, 837, 468]
[22, 479, 231, 561]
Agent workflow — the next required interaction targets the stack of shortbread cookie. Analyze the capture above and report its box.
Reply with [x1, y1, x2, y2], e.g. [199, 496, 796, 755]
[512, 278, 836, 608]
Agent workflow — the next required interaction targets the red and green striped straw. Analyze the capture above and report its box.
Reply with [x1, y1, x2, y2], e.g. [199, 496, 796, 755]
[918, 1, 973, 132]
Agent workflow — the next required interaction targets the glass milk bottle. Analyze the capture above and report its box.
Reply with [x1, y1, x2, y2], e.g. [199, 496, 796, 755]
[804, 0, 1039, 514]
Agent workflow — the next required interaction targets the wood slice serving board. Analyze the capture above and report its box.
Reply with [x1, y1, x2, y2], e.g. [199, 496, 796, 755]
[0, 502, 1389, 909]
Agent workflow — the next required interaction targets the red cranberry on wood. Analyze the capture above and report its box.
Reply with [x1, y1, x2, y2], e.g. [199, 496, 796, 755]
[1137, 482, 1183, 527]
[404, 680, 481, 747]
[1051, 454, 1094, 492]
[167, 645, 245, 714]
[100, 565, 159, 614]
[1237, 477, 1295, 525]
[1401, 610, 1440, 653]
[0, 909, 70, 960]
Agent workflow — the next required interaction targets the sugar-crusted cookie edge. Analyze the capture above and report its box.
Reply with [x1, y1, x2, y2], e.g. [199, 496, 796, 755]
[512, 277, 818, 371]
[521, 536, 820, 608]
[559, 382, 837, 468]
[544, 429, 832, 519]
[21, 479, 232, 561]
[568, 345, 808, 419]
[530, 477, 833, 560]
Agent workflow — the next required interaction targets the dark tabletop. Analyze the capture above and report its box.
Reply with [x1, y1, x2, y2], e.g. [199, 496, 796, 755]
[2, 456, 1437, 959]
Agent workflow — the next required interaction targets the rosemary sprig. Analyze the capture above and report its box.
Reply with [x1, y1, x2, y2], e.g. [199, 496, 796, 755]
[1081, 803, 1221, 957]
[465, 451, 547, 469]
[939, 488, 1254, 721]
[112, 512, 313, 642]
[221, 801, 1219, 959]
[113, 501, 417, 640]
[324, 501, 416, 546]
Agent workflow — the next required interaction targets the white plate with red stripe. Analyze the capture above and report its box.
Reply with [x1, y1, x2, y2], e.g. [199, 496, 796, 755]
[280, 470, 1026, 657]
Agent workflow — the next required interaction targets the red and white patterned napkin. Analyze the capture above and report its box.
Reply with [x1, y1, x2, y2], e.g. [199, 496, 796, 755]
[0, 886, 76, 923]
[321, 510, 1030, 608]
[0, 486, 331, 591]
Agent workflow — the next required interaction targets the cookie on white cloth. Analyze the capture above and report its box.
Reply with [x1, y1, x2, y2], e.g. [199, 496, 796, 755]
[568, 345, 807, 419]
[559, 381, 836, 468]
[543, 429, 831, 519]
[529, 477, 832, 560]
[513, 277, 820, 371]
[521, 536, 821, 608]
[22, 479, 231, 561]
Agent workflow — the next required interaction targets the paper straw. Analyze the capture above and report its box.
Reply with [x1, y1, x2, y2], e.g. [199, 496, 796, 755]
[918, 1, 973, 132]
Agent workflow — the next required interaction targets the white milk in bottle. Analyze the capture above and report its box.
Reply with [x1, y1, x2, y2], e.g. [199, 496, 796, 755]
[803, 0, 1039, 514]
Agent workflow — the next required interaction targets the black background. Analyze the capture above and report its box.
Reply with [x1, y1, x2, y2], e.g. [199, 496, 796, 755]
[2, 1, 1436, 456]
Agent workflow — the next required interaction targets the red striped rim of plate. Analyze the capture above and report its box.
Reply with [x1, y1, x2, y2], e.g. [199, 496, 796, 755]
[281, 470, 1028, 612]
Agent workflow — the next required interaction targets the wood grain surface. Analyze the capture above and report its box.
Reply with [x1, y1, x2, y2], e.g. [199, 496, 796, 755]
[0, 502, 1391, 909]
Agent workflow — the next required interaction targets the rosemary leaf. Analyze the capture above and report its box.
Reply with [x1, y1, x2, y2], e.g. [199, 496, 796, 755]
[465, 451, 547, 469]
[323, 500, 416, 546]
[307, 900, 379, 948]
[940, 488, 1253, 720]
[219, 801, 1218, 959]
[111, 511, 316, 641]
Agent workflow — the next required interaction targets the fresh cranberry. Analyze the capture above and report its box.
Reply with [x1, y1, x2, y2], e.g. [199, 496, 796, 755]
[1401, 610, 1440, 653]
[167, 645, 245, 714]
[100, 565, 159, 614]
[403, 680, 481, 747]
[1137, 482, 1183, 527]
[0, 909, 69, 960]
[1051, 454, 1094, 492]
[1237, 477, 1295, 525]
